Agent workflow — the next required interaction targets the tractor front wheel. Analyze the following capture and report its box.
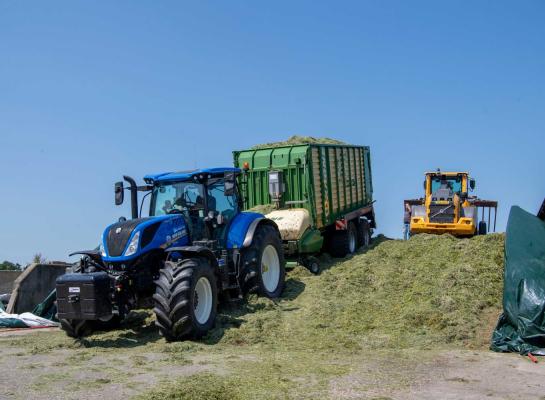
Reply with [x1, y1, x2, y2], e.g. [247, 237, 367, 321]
[153, 258, 217, 341]
[59, 319, 93, 338]
[59, 315, 121, 338]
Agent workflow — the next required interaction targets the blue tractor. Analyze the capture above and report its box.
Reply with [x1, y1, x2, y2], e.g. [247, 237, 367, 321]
[56, 168, 286, 340]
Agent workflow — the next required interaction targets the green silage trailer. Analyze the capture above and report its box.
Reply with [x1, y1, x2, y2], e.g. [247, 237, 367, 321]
[233, 143, 375, 271]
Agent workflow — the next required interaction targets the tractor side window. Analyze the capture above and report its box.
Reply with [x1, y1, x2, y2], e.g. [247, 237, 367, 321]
[153, 184, 178, 215]
[207, 179, 237, 220]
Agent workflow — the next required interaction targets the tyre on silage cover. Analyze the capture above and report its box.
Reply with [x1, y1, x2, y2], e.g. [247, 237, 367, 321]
[153, 257, 217, 341]
[329, 221, 358, 258]
[241, 224, 285, 298]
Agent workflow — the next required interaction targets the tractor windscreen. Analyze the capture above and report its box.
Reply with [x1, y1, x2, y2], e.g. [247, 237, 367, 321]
[150, 182, 204, 216]
[431, 176, 462, 194]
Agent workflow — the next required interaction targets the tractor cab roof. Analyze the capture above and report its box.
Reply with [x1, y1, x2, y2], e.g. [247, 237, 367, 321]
[144, 167, 240, 185]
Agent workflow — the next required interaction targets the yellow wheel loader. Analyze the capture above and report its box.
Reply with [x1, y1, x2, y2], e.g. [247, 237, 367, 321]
[405, 169, 497, 237]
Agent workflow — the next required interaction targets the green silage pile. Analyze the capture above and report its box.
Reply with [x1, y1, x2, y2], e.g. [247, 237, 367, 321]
[1, 233, 505, 400]
[209, 233, 505, 350]
[250, 135, 346, 149]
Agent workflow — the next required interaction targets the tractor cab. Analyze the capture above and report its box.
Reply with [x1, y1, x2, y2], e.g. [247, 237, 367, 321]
[144, 168, 240, 247]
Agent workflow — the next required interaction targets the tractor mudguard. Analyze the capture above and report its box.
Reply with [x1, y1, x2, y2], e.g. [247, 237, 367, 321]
[241, 218, 280, 248]
[166, 246, 218, 268]
[227, 212, 265, 249]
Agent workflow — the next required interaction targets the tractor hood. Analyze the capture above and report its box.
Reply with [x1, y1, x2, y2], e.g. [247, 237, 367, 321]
[101, 214, 189, 262]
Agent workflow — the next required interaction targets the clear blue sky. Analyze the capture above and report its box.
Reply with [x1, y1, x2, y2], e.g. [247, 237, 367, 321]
[1, 1, 544, 264]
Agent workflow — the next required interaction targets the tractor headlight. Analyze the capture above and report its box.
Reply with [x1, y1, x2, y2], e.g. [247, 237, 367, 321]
[124, 231, 140, 257]
[99, 242, 106, 257]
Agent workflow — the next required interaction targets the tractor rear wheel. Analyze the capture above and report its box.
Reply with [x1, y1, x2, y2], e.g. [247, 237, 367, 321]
[356, 219, 371, 249]
[241, 224, 286, 298]
[329, 221, 357, 258]
[153, 257, 217, 341]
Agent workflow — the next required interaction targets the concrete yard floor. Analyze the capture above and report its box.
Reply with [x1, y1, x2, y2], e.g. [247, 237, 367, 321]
[1, 329, 545, 400]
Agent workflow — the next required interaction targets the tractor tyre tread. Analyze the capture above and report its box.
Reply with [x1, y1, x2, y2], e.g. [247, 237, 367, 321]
[240, 224, 286, 298]
[153, 258, 217, 342]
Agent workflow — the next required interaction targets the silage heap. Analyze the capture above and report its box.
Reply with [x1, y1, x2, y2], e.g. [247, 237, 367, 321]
[250, 135, 346, 149]
[211, 233, 504, 351]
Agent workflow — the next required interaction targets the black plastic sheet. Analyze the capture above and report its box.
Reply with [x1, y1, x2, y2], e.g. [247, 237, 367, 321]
[491, 206, 545, 354]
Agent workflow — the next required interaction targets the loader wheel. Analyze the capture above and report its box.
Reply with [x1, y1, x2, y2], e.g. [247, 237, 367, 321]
[356, 219, 371, 249]
[59, 319, 93, 338]
[478, 221, 487, 235]
[329, 222, 357, 258]
[241, 224, 286, 298]
[153, 258, 217, 341]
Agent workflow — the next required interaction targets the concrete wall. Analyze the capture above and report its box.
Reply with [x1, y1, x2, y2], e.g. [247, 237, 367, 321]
[0, 271, 22, 295]
[6, 263, 69, 314]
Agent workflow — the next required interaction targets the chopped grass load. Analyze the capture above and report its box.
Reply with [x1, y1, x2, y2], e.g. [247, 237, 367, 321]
[250, 135, 346, 149]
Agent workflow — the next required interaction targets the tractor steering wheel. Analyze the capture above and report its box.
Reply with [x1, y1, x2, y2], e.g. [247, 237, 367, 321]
[167, 209, 183, 215]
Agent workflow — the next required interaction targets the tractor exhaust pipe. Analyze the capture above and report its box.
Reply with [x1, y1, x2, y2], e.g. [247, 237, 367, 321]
[123, 175, 139, 219]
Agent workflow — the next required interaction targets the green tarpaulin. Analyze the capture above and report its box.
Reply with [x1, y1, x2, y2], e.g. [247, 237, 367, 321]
[32, 289, 57, 321]
[491, 206, 545, 354]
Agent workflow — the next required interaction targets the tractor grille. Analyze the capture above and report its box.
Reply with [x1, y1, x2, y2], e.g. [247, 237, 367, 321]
[428, 204, 455, 224]
[106, 218, 150, 257]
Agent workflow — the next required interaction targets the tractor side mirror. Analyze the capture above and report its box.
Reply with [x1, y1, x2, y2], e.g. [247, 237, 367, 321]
[469, 179, 476, 191]
[115, 181, 124, 205]
[224, 171, 236, 196]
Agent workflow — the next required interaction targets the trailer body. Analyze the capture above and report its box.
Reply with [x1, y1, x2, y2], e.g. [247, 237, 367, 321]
[233, 143, 375, 267]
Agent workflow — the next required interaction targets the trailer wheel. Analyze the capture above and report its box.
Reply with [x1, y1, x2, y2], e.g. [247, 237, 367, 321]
[153, 257, 217, 341]
[304, 256, 321, 275]
[356, 219, 371, 249]
[241, 224, 286, 298]
[329, 222, 357, 258]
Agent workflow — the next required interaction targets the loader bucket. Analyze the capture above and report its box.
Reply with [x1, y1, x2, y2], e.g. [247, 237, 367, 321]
[491, 206, 545, 354]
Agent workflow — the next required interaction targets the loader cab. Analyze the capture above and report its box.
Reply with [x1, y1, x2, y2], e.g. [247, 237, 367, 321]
[425, 172, 469, 198]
